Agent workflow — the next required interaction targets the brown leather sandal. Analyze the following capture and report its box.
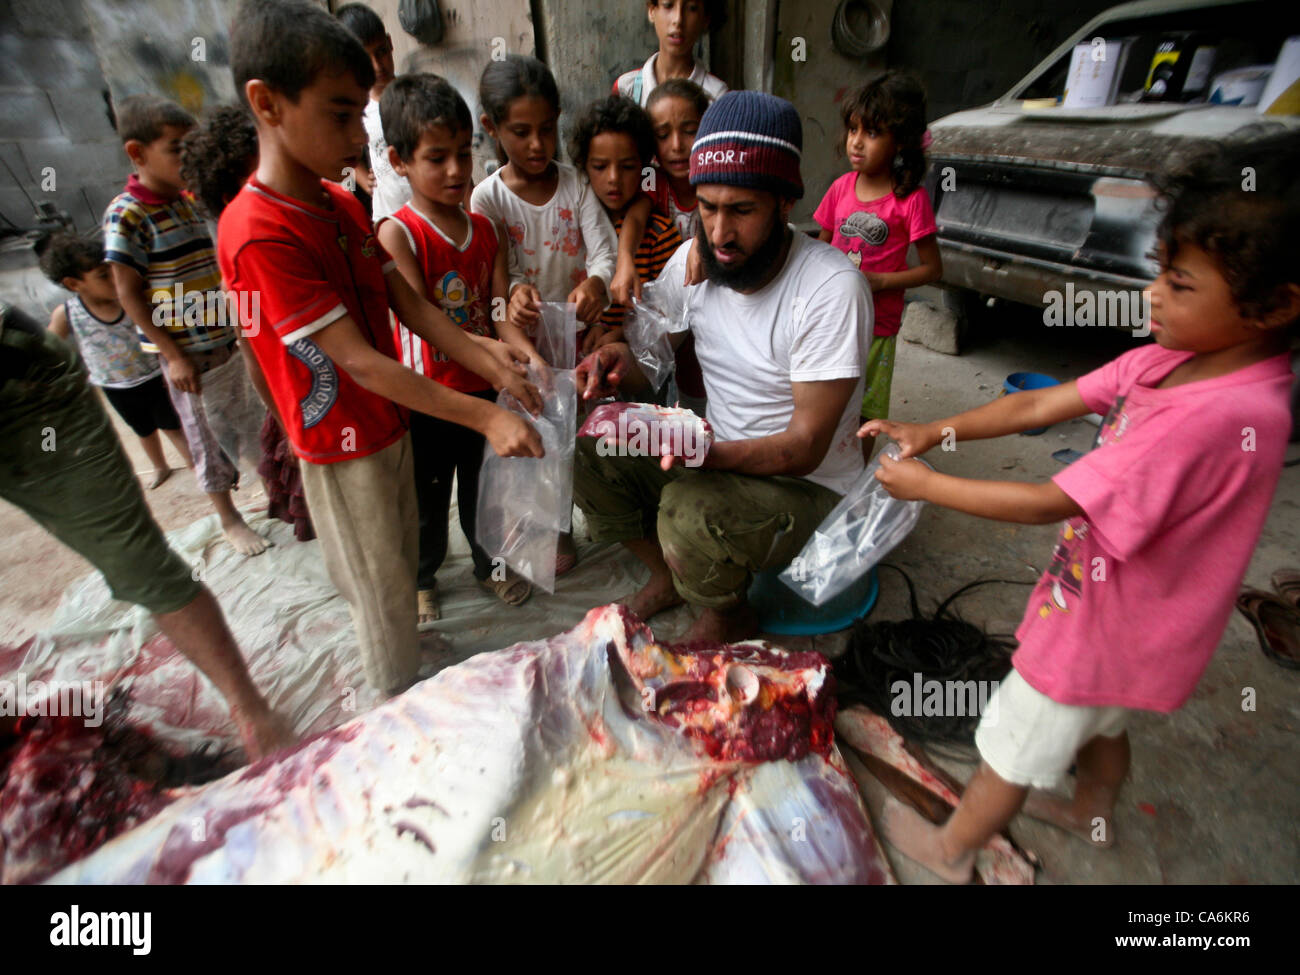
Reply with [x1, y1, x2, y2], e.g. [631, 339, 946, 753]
[480, 570, 532, 606]
[1236, 589, 1300, 670]
[417, 584, 441, 622]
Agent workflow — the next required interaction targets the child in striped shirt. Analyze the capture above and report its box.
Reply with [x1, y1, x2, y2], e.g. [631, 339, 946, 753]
[103, 94, 269, 556]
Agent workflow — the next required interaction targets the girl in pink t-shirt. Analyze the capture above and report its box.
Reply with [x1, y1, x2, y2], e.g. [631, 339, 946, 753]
[858, 131, 1300, 883]
[814, 72, 942, 457]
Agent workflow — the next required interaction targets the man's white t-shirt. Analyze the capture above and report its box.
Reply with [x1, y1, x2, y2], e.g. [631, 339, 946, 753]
[364, 98, 411, 223]
[654, 231, 873, 495]
[469, 161, 618, 300]
[613, 53, 729, 107]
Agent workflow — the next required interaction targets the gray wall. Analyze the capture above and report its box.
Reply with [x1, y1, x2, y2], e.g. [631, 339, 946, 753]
[0, 0, 125, 234]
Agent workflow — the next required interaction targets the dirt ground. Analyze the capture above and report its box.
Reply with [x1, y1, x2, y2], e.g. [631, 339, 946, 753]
[2, 305, 1297, 884]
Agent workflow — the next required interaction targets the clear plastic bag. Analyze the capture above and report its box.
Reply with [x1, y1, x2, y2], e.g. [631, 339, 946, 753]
[577, 402, 713, 467]
[535, 301, 578, 369]
[623, 280, 689, 394]
[475, 363, 578, 592]
[779, 444, 926, 606]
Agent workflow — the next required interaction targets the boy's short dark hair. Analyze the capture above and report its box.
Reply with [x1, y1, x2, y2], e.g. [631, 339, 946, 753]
[1154, 127, 1300, 324]
[231, 0, 375, 106]
[113, 94, 195, 145]
[569, 95, 656, 171]
[35, 232, 105, 285]
[335, 3, 387, 46]
[646, 0, 728, 32]
[180, 105, 259, 219]
[380, 73, 472, 160]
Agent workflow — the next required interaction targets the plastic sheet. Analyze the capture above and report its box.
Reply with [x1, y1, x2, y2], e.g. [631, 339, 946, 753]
[198, 352, 267, 479]
[475, 363, 578, 592]
[779, 445, 926, 606]
[623, 280, 688, 394]
[535, 301, 578, 368]
[49, 606, 893, 884]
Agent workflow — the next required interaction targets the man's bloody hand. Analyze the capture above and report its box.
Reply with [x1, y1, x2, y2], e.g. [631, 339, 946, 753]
[576, 343, 631, 400]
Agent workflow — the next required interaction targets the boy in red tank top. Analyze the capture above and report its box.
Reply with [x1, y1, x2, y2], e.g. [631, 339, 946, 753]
[220, 0, 543, 694]
[376, 74, 542, 618]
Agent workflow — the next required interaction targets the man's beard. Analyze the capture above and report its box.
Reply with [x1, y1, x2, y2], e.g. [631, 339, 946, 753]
[697, 213, 789, 291]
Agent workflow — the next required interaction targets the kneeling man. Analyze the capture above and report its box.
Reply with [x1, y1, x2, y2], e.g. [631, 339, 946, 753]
[576, 91, 874, 642]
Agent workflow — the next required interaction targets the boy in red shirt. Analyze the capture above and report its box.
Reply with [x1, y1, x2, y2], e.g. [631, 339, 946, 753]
[376, 73, 540, 618]
[220, 0, 542, 694]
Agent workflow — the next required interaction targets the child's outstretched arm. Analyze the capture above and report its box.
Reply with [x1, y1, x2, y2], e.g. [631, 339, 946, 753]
[312, 313, 542, 459]
[568, 182, 617, 323]
[489, 229, 544, 368]
[874, 454, 1082, 525]
[861, 379, 1091, 455]
[386, 268, 542, 415]
[610, 195, 652, 307]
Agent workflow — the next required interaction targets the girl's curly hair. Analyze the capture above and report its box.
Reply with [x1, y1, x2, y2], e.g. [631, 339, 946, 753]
[1151, 126, 1300, 326]
[569, 95, 657, 171]
[179, 104, 258, 220]
[839, 71, 928, 200]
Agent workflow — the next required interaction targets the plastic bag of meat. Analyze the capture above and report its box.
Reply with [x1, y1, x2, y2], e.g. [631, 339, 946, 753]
[47, 606, 894, 885]
[475, 362, 577, 592]
[623, 280, 688, 393]
[535, 301, 578, 368]
[779, 444, 927, 606]
[577, 402, 713, 468]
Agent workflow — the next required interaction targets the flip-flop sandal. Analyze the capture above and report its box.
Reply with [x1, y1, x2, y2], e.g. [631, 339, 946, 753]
[480, 572, 533, 607]
[1271, 569, 1300, 610]
[1235, 589, 1300, 671]
[417, 584, 441, 622]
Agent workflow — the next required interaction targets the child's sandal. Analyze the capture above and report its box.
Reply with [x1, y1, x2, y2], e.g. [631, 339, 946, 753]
[480, 571, 532, 607]
[1235, 589, 1300, 670]
[1270, 568, 1300, 610]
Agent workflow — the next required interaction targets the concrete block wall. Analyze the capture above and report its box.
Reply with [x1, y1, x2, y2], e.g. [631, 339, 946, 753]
[0, 0, 125, 234]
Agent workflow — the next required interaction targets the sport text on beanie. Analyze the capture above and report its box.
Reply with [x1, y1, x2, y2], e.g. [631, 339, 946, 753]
[689, 90, 804, 200]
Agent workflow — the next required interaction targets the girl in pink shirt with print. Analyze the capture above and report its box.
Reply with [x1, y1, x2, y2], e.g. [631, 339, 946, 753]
[814, 72, 942, 459]
[860, 131, 1300, 883]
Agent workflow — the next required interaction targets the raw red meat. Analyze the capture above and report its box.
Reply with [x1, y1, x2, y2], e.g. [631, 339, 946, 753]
[578, 402, 713, 465]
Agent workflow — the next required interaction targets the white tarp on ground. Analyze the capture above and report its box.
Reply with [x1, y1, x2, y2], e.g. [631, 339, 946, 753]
[1, 505, 662, 756]
[6, 506, 894, 884]
[49, 605, 892, 884]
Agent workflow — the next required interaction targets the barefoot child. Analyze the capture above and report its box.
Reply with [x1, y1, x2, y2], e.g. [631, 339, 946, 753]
[38, 232, 192, 489]
[862, 132, 1300, 882]
[221, 0, 542, 694]
[814, 72, 942, 459]
[470, 54, 620, 576]
[103, 94, 270, 556]
[377, 73, 536, 618]
[569, 95, 682, 354]
[613, 0, 728, 107]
